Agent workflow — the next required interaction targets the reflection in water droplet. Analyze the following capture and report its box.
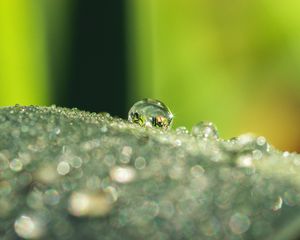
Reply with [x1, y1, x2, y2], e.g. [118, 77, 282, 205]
[128, 99, 173, 130]
[14, 215, 45, 239]
[192, 122, 219, 140]
[110, 166, 136, 183]
[272, 196, 283, 211]
[229, 213, 251, 235]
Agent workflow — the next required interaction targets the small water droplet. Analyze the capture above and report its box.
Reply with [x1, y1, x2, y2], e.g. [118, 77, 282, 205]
[128, 98, 173, 130]
[236, 154, 253, 168]
[283, 151, 289, 158]
[192, 121, 219, 140]
[190, 165, 205, 177]
[229, 213, 251, 235]
[252, 150, 263, 160]
[256, 136, 266, 146]
[175, 126, 189, 135]
[57, 161, 70, 175]
[10, 158, 23, 172]
[44, 189, 60, 206]
[110, 166, 136, 183]
[121, 146, 133, 158]
[135, 156, 146, 169]
[68, 191, 113, 217]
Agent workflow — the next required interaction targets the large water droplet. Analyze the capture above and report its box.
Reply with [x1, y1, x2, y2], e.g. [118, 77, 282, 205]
[192, 121, 219, 140]
[128, 99, 173, 130]
[14, 215, 45, 239]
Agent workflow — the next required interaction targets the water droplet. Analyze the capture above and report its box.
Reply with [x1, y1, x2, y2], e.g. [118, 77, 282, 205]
[252, 150, 263, 160]
[57, 161, 70, 175]
[190, 165, 205, 177]
[283, 151, 289, 158]
[192, 121, 219, 140]
[175, 126, 189, 135]
[120, 146, 133, 163]
[229, 212, 251, 235]
[70, 156, 83, 168]
[100, 125, 108, 133]
[128, 98, 173, 130]
[110, 166, 136, 183]
[68, 191, 113, 217]
[44, 189, 60, 206]
[14, 215, 45, 239]
[134, 156, 146, 169]
[256, 136, 266, 146]
[236, 154, 253, 168]
[174, 139, 182, 146]
[10, 158, 23, 172]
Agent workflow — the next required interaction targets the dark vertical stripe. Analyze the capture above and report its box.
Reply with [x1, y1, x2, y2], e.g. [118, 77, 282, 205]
[63, 0, 127, 118]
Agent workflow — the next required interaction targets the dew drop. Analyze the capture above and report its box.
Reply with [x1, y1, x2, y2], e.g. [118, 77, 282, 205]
[128, 98, 173, 130]
[236, 154, 253, 168]
[57, 161, 70, 175]
[10, 158, 23, 172]
[229, 212, 251, 235]
[44, 189, 60, 206]
[256, 136, 266, 146]
[70, 156, 83, 169]
[68, 191, 113, 217]
[192, 121, 219, 140]
[14, 215, 45, 239]
[110, 166, 136, 183]
[190, 165, 205, 177]
[252, 150, 263, 160]
[135, 156, 146, 169]
[176, 126, 189, 135]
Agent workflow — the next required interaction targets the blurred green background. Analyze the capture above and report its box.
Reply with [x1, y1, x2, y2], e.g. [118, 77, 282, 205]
[0, 0, 300, 151]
